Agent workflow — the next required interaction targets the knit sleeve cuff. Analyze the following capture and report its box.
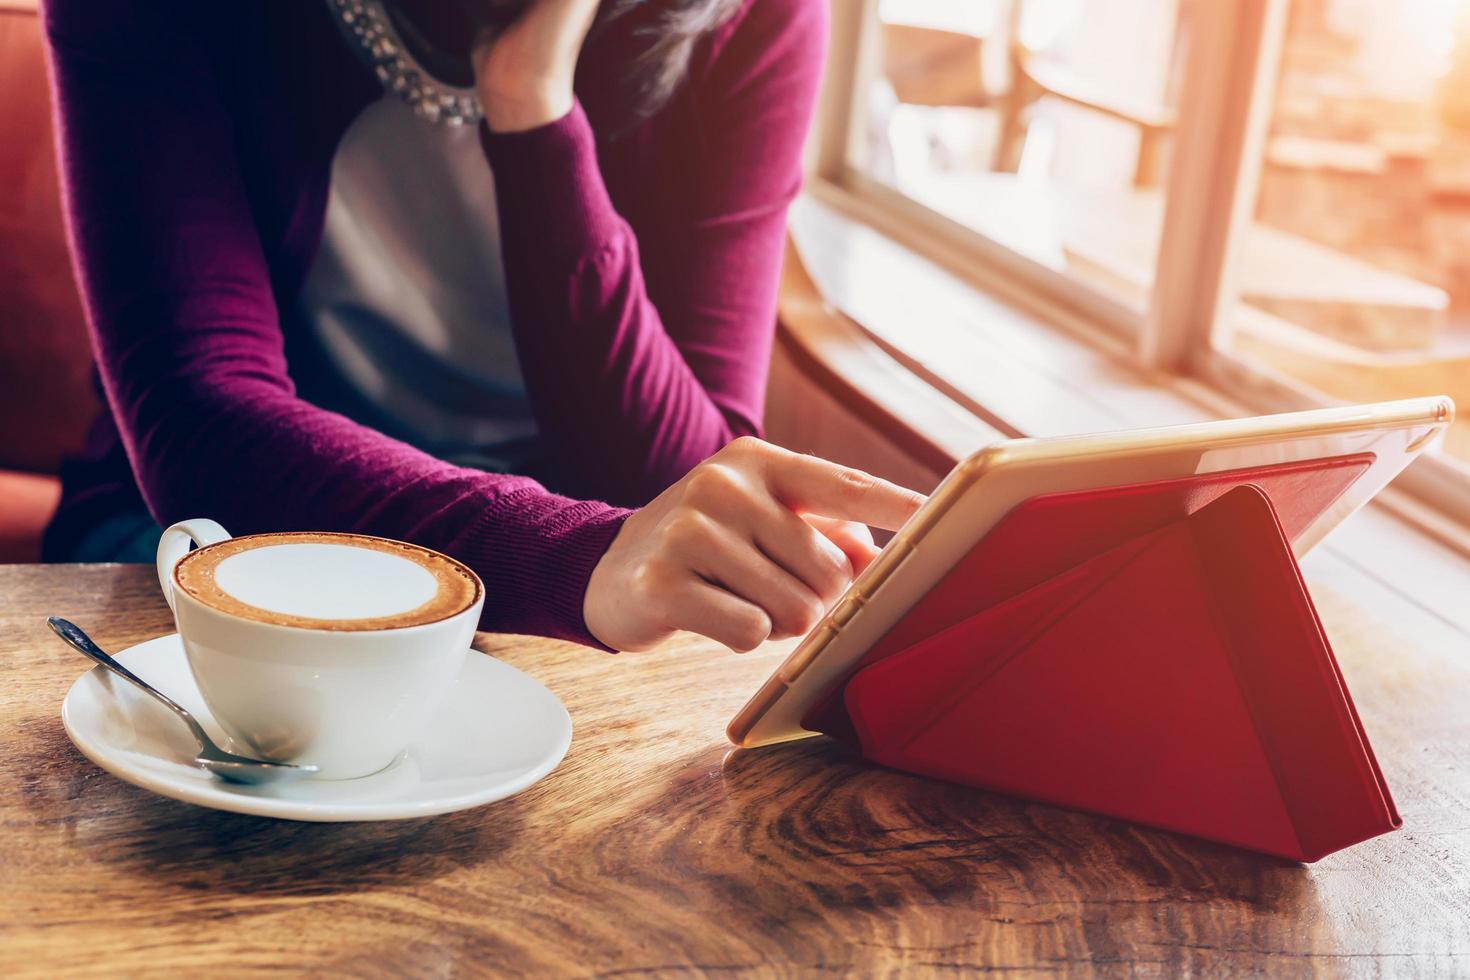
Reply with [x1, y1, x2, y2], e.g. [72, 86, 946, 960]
[479, 99, 623, 260]
[455, 490, 632, 652]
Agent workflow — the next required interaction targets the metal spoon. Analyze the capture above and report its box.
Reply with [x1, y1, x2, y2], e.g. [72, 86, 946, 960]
[48, 617, 319, 785]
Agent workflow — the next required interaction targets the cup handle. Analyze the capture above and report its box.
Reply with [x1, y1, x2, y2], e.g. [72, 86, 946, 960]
[156, 519, 232, 613]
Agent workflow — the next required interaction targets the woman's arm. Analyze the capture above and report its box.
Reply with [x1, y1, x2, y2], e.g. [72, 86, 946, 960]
[46, 0, 921, 656]
[42, 0, 627, 644]
[477, 0, 828, 505]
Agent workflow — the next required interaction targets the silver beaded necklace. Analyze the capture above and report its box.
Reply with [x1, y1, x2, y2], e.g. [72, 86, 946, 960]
[325, 0, 483, 127]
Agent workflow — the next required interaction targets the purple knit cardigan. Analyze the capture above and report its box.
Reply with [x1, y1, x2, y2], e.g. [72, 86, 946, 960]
[40, 0, 827, 645]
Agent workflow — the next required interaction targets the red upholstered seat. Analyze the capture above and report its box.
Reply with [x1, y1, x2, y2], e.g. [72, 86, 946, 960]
[0, 0, 100, 561]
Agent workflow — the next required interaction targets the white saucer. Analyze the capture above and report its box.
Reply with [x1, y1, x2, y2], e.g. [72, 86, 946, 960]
[61, 633, 572, 821]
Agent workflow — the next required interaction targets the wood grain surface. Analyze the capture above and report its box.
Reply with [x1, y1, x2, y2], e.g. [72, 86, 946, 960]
[2, 561, 1469, 977]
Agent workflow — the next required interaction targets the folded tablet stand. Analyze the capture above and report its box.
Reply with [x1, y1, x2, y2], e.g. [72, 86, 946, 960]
[802, 457, 1401, 861]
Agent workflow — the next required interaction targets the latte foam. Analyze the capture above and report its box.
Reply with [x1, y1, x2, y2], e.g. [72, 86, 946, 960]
[174, 532, 481, 631]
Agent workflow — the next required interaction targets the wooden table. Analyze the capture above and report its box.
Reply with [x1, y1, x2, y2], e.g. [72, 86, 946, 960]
[3, 563, 1469, 976]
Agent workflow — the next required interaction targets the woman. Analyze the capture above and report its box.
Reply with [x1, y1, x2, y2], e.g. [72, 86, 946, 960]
[41, 0, 923, 652]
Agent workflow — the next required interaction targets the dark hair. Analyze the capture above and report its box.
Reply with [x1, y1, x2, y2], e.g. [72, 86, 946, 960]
[590, 0, 742, 130]
[387, 0, 742, 134]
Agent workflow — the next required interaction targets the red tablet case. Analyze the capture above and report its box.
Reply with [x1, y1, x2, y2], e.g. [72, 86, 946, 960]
[800, 455, 1401, 861]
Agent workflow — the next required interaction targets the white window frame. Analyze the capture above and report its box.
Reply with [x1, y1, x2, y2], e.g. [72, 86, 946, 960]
[809, 0, 1470, 529]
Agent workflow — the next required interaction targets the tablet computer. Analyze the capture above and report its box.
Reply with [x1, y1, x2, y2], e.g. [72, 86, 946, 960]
[728, 397, 1454, 748]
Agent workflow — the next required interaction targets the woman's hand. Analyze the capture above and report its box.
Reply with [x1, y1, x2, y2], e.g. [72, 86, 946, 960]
[472, 0, 601, 133]
[584, 438, 926, 653]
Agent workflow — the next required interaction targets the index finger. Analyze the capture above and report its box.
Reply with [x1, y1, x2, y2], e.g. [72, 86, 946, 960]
[764, 450, 926, 531]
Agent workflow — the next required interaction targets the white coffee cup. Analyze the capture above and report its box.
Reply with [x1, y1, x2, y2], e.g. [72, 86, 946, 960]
[156, 519, 484, 779]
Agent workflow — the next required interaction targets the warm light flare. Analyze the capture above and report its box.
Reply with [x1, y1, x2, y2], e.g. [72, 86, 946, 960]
[1411, 0, 1470, 68]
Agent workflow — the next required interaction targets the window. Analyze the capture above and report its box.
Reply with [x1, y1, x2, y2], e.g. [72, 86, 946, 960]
[851, 0, 1190, 320]
[1219, 1, 1470, 466]
[813, 0, 1470, 525]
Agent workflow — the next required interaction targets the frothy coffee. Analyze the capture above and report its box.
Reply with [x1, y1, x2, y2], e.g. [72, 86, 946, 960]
[174, 532, 481, 631]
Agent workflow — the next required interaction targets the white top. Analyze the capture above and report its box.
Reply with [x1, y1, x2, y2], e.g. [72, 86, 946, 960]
[299, 96, 538, 470]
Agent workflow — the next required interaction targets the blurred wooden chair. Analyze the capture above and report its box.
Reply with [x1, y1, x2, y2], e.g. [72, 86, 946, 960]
[995, 47, 1176, 187]
[878, 0, 1184, 188]
[880, 23, 990, 110]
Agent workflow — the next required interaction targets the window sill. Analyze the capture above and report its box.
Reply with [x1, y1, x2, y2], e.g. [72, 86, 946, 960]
[780, 186, 1470, 636]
